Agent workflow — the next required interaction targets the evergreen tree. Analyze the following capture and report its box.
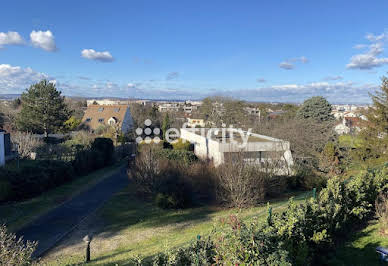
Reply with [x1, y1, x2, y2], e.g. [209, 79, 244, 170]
[296, 96, 334, 122]
[356, 76, 388, 165]
[162, 113, 170, 140]
[16, 80, 71, 136]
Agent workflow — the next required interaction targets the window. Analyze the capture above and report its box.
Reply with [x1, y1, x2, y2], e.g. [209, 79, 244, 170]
[98, 107, 104, 112]
[114, 107, 120, 112]
[98, 118, 104, 123]
[85, 118, 92, 122]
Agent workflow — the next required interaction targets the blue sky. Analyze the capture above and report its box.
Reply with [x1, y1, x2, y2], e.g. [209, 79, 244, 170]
[0, 0, 388, 103]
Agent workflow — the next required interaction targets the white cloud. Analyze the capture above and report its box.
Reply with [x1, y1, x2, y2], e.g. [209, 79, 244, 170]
[0, 31, 25, 48]
[347, 32, 388, 70]
[279, 56, 308, 70]
[30, 30, 57, 51]
[279, 62, 294, 70]
[81, 49, 114, 62]
[323, 75, 343, 81]
[0, 64, 48, 93]
[166, 71, 180, 80]
[354, 44, 367, 49]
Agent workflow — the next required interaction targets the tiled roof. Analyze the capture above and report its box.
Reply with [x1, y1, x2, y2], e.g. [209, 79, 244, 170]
[81, 104, 128, 131]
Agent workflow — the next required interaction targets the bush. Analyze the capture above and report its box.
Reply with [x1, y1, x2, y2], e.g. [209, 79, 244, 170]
[91, 138, 114, 165]
[72, 137, 115, 175]
[0, 179, 12, 202]
[156, 149, 197, 165]
[155, 164, 194, 209]
[129, 149, 215, 208]
[148, 164, 388, 265]
[0, 225, 37, 266]
[171, 138, 193, 151]
[1, 160, 74, 201]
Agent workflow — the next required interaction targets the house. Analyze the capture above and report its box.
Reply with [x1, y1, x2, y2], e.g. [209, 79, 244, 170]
[186, 118, 205, 128]
[180, 128, 294, 174]
[334, 116, 363, 135]
[81, 105, 134, 134]
[0, 130, 13, 166]
[158, 103, 181, 112]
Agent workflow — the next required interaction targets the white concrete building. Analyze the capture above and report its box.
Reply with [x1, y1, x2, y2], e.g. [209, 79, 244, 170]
[180, 128, 294, 174]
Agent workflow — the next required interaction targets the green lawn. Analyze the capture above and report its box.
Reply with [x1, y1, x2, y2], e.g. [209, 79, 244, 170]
[0, 161, 125, 232]
[42, 189, 310, 265]
[328, 220, 388, 266]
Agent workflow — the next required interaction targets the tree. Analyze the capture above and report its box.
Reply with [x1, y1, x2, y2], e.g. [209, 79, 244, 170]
[162, 113, 171, 140]
[222, 99, 246, 127]
[355, 76, 388, 166]
[296, 96, 334, 122]
[63, 116, 81, 131]
[16, 80, 71, 137]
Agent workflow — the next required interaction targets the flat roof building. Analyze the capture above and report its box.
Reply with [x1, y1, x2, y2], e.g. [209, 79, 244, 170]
[180, 128, 293, 174]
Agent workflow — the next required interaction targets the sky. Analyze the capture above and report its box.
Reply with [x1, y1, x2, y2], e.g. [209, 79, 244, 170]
[0, 0, 388, 103]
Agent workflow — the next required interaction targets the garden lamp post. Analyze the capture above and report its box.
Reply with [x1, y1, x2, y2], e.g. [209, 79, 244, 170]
[83, 235, 92, 263]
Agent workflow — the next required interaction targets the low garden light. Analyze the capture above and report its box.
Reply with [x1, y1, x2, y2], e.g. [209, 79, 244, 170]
[83, 235, 92, 263]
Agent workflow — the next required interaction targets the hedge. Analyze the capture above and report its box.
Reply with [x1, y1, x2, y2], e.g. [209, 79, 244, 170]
[0, 138, 115, 203]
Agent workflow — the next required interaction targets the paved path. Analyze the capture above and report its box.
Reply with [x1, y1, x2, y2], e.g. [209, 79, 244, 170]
[17, 166, 129, 258]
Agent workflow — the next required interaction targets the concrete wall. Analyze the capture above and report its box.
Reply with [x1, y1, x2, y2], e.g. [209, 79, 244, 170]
[180, 128, 294, 171]
[0, 133, 5, 166]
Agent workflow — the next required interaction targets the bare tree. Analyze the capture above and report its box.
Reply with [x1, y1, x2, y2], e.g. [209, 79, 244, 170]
[11, 131, 43, 158]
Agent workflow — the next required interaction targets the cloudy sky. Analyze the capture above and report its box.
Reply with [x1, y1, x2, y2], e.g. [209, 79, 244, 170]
[0, 0, 388, 103]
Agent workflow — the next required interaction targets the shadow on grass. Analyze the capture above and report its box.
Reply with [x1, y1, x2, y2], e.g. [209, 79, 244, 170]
[326, 221, 388, 266]
[97, 185, 217, 239]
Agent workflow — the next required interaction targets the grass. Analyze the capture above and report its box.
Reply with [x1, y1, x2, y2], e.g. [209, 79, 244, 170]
[0, 160, 125, 232]
[328, 220, 388, 266]
[42, 189, 310, 265]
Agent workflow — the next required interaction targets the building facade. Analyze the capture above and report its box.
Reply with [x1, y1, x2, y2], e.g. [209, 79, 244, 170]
[81, 105, 134, 134]
[180, 128, 294, 174]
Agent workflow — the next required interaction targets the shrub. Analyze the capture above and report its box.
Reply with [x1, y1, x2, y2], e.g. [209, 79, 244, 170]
[171, 138, 192, 151]
[2, 160, 74, 201]
[148, 164, 388, 265]
[156, 149, 197, 165]
[155, 164, 193, 209]
[152, 237, 216, 265]
[0, 179, 12, 202]
[91, 138, 114, 165]
[129, 149, 215, 207]
[0, 224, 37, 265]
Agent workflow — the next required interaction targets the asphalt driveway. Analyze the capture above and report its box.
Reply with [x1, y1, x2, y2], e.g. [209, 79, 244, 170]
[16, 166, 129, 258]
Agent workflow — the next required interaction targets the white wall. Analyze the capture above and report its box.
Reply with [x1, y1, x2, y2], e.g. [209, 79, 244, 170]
[0, 133, 5, 166]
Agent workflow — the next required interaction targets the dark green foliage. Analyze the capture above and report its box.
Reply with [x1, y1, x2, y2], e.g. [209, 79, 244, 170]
[1, 137, 116, 203]
[152, 237, 216, 265]
[296, 96, 334, 122]
[154, 167, 193, 209]
[91, 138, 114, 164]
[155, 149, 197, 164]
[150, 165, 388, 265]
[161, 113, 170, 140]
[0, 160, 74, 202]
[354, 76, 388, 167]
[16, 80, 71, 136]
[73, 138, 114, 175]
